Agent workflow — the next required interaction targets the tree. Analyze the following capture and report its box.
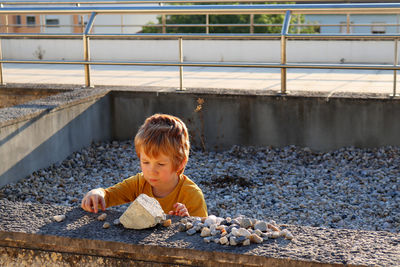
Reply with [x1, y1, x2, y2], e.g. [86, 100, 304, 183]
[142, 2, 319, 34]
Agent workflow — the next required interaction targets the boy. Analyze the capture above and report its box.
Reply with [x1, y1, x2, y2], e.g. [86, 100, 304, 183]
[81, 114, 208, 217]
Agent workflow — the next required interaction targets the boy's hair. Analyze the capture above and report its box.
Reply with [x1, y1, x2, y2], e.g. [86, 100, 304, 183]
[134, 114, 190, 175]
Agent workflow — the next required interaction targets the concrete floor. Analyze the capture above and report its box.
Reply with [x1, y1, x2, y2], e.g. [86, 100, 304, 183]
[2, 63, 398, 96]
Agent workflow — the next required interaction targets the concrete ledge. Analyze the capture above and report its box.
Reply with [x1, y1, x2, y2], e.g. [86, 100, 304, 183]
[0, 200, 398, 266]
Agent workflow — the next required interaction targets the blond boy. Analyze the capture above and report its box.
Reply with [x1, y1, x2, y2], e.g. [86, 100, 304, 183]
[81, 114, 208, 217]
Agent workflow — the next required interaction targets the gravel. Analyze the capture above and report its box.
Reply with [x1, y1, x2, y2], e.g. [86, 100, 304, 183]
[0, 140, 399, 233]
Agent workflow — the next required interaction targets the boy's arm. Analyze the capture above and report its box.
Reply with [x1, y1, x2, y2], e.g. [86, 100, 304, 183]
[103, 175, 140, 207]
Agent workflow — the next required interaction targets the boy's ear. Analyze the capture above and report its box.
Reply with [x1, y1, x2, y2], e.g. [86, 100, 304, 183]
[177, 158, 188, 172]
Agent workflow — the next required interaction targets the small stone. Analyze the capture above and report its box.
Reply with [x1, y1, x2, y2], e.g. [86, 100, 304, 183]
[194, 223, 204, 231]
[281, 229, 294, 240]
[236, 236, 246, 244]
[53, 215, 65, 222]
[243, 239, 251, 246]
[187, 228, 197, 235]
[237, 228, 251, 237]
[200, 227, 211, 237]
[113, 219, 120, 225]
[220, 236, 229, 245]
[213, 238, 220, 244]
[204, 215, 217, 227]
[220, 228, 228, 236]
[254, 229, 263, 236]
[203, 236, 213, 243]
[231, 219, 240, 225]
[211, 229, 221, 236]
[269, 231, 280, 239]
[178, 223, 186, 232]
[267, 223, 280, 232]
[254, 221, 268, 232]
[210, 224, 217, 232]
[231, 227, 239, 236]
[103, 222, 110, 229]
[229, 236, 238, 246]
[186, 222, 193, 230]
[97, 213, 107, 221]
[240, 218, 252, 229]
[249, 233, 263, 244]
[332, 215, 342, 223]
[162, 219, 172, 227]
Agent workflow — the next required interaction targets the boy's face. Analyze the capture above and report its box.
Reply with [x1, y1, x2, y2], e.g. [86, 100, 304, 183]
[139, 149, 179, 191]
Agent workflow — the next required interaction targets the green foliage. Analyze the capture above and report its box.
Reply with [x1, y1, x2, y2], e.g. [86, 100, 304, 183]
[142, 2, 319, 34]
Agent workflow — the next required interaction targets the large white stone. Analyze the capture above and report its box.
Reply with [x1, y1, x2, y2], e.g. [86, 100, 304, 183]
[119, 194, 166, 229]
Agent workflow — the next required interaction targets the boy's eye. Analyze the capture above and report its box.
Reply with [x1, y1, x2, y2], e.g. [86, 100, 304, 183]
[158, 163, 166, 166]
[142, 161, 149, 164]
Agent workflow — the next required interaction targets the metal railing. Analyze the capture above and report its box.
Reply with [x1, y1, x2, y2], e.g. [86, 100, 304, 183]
[1, 2, 400, 95]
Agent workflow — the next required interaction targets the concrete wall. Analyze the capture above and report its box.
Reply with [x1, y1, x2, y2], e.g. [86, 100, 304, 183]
[0, 94, 112, 187]
[2, 89, 400, 186]
[111, 91, 400, 151]
[2, 39, 398, 64]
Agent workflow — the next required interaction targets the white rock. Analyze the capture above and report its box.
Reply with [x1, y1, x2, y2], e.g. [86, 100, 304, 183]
[97, 213, 107, 221]
[231, 227, 239, 236]
[281, 229, 294, 240]
[119, 194, 166, 229]
[53, 215, 65, 222]
[220, 236, 229, 245]
[254, 221, 268, 232]
[204, 215, 217, 227]
[254, 229, 263, 236]
[229, 236, 238, 246]
[103, 222, 110, 229]
[243, 239, 251, 246]
[200, 227, 211, 237]
[237, 228, 251, 237]
[113, 218, 120, 225]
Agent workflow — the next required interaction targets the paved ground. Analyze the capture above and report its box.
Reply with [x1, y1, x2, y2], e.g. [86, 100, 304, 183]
[2, 63, 399, 96]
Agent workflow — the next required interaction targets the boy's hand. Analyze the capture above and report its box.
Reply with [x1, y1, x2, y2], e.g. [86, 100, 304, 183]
[168, 202, 189, 217]
[81, 188, 106, 213]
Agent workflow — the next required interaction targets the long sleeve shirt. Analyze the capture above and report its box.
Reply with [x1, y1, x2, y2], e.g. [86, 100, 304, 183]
[102, 173, 208, 217]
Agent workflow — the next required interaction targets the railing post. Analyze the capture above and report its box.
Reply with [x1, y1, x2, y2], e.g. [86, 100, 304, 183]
[206, 14, 209, 34]
[83, 12, 96, 88]
[0, 38, 4, 86]
[162, 15, 166, 33]
[250, 14, 254, 34]
[178, 37, 185, 91]
[280, 10, 291, 95]
[346, 13, 351, 33]
[393, 38, 398, 97]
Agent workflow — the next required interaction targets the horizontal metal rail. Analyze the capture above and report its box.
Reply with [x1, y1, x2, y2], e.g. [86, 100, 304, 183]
[3, 59, 400, 71]
[0, 3, 399, 95]
[3, 0, 399, 5]
[2, 4, 400, 15]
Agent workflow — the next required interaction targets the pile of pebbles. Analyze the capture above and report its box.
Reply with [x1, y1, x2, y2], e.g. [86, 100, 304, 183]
[0, 140, 399, 233]
[179, 215, 293, 246]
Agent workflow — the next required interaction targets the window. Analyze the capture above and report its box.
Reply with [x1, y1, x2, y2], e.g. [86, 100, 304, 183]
[46, 18, 60, 27]
[15, 15, 21, 25]
[371, 22, 386, 34]
[26, 16, 36, 26]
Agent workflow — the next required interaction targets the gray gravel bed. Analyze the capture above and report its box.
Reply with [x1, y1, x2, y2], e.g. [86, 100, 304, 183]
[0, 199, 399, 266]
[0, 140, 399, 234]
[0, 88, 109, 127]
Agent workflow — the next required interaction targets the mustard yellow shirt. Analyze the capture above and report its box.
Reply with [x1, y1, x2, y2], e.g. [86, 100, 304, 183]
[103, 173, 208, 217]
